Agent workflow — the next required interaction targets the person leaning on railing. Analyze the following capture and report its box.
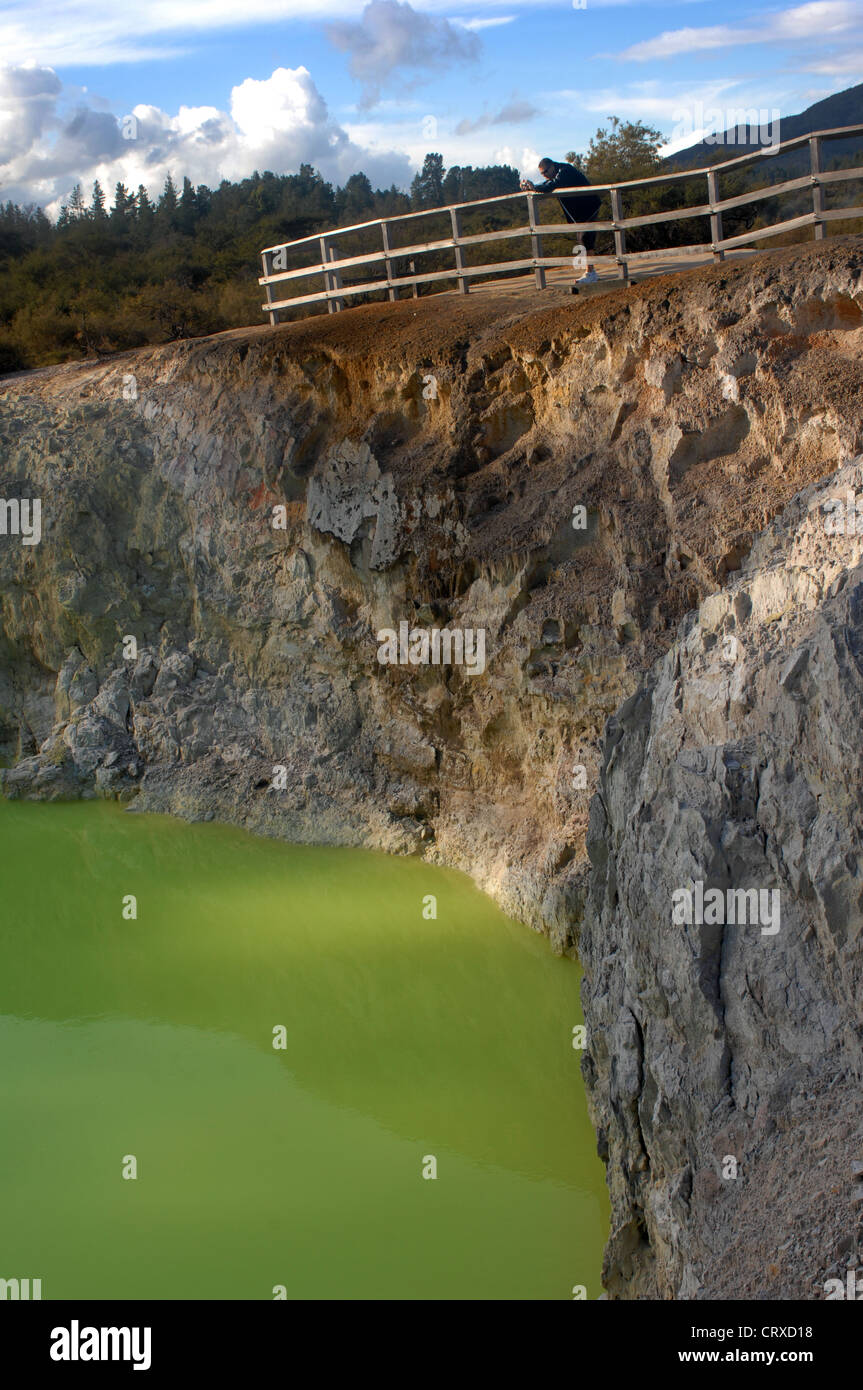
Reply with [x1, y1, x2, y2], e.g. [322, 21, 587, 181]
[520, 157, 602, 289]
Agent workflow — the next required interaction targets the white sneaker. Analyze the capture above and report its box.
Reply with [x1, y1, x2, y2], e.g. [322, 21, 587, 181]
[577, 268, 598, 285]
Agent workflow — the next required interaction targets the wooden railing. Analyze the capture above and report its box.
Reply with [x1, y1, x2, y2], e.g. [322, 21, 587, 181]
[259, 123, 863, 322]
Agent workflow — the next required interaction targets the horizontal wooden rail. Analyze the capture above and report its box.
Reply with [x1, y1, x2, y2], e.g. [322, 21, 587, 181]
[716, 211, 817, 251]
[259, 123, 863, 321]
[821, 203, 863, 222]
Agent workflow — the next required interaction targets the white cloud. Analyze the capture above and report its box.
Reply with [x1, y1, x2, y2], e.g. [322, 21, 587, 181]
[485, 144, 539, 175]
[548, 76, 805, 156]
[618, 1, 860, 62]
[0, 61, 412, 214]
[0, 0, 727, 71]
[553, 77, 740, 126]
[230, 68, 329, 149]
[620, 26, 748, 62]
[0, 61, 61, 166]
[326, 1, 480, 108]
[342, 109, 539, 175]
[0, 0, 542, 69]
[454, 15, 517, 30]
[519, 146, 541, 176]
[455, 97, 539, 134]
[771, 0, 859, 38]
[802, 48, 863, 73]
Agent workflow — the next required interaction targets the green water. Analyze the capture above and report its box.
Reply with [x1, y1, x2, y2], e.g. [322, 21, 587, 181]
[0, 798, 608, 1300]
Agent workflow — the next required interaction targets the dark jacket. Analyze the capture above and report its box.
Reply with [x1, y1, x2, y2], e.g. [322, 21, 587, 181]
[535, 161, 602, 224]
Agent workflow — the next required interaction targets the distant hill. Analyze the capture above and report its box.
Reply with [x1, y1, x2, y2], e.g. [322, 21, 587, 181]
[665, 82, 863, 172]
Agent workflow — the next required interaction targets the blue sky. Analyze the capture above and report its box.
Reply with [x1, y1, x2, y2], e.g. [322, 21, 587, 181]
[1, 1, 862, 214]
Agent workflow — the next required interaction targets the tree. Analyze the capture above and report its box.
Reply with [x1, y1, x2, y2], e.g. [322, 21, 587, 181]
[90, 181, 107, 218]
[136, 186, 154, 222]
[111, 182, 134, 221]
[442, 165, 465, 205]
[339, 172, 374, 221]
[0, 200, 50, 257]
[442, 163, 519, 206]
[178, 176, 198, 234]
[580, 117, 665, 185]
[158, 173, 178, 229]
[411, 153, 445, 209]
[566, 116, 713, 255]
[66, 184, 86, 220]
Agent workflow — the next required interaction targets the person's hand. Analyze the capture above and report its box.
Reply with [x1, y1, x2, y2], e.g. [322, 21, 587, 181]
[520, 179, 534, 191]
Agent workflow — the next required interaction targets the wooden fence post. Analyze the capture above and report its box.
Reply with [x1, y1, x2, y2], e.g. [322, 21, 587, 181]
[450, 207, 469, 294]
[610, 188, 628, 284]
[810, 136, 826, 240]
[261, 250, 279, 325]
[707, 169, 725, 262]
[527, 193, 546, 289]
[381, 221, 398, 300]
[409, 260, 418, 298]
[319, 235, 337, 314]
[328, 245, 344, 312]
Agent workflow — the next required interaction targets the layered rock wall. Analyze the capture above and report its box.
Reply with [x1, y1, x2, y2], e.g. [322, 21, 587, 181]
[582, 461, 863, 1298]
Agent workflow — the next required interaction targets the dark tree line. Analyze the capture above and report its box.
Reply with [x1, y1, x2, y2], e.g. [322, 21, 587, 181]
[0, 158, 519, 371]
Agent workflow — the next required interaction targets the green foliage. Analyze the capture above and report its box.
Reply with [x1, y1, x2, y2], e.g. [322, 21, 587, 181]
[580, 117, 665, 184]
[442, 164, 519, 205]
[90, 181, 107, 219]
[557, 118, 691, 253]
[410, 153, 448, 209]
[0, 155, 522, 369]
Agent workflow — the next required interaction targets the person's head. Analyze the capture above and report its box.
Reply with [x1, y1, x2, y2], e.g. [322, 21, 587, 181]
[538, 158, 555, 177]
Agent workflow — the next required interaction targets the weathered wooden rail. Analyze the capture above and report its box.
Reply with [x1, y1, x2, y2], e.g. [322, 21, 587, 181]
[259, 122, 863, 322]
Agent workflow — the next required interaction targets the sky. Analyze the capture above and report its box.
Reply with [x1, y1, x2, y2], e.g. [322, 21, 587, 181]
[1, 0, 862, 216]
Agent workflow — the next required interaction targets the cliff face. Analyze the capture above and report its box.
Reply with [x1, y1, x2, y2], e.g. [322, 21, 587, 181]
[2, 238, 863, 1295]
[582, 461, 863, 1299]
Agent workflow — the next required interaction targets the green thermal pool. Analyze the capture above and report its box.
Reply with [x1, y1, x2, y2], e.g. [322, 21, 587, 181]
[0, 798, 609, 1299]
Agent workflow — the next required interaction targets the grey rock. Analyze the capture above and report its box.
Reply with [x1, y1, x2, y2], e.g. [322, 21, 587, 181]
[581, 461, 863, 1298]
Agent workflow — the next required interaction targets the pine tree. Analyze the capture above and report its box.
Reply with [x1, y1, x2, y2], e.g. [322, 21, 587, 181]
[340, 172, 374, 220]
[178, 176, 197, 234]
[410, 154, 445, 210]
[67, 183, 86, 220]
[160, 174, 178, 212]
[111, 182, 134, 220]
[136, 186, 154, 221]
[90, 180, 107, 218]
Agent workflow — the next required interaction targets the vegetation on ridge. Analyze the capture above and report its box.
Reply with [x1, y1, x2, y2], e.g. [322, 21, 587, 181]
[1, 114, 861, 374]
